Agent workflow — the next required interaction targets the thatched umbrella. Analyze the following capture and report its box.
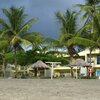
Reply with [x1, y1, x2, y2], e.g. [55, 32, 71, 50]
[70, 59, 90, 67]
[69, 58, 90, 79]
[30, 60, 49, 77]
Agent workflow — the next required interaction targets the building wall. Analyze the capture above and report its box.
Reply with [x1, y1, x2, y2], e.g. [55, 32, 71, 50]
[86, 54, 97, 67]
[69, 49, 100, 68]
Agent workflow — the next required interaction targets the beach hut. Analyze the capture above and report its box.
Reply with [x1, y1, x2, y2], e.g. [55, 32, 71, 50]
[30, 60, 50, 77]
[69, 58, 90, 78]
[70, 59, 90, 66]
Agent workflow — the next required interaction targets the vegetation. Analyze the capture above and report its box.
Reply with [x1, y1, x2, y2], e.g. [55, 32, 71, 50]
[76, 0, 100, 65]
[0, 0, 100, 78]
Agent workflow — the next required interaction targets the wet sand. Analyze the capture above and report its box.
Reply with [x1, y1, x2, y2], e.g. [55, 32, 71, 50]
[0, 79, 100, 100]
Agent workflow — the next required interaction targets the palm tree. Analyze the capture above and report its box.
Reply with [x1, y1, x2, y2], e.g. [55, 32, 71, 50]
[76, 0, 100, 38]
[0, 34, 9, 77]
[76, 0, 100, 64]
[55, 10, 96, 77]
[56, 10, 95, 59]
[0, 6, 36, 77]
[56, 10, 77, 60]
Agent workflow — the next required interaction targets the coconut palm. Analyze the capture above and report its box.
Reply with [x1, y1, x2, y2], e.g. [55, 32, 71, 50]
[56, 10, 96, 59]
[76, 0, 100, 64]
[56, 10, 77, 60]
[76, 0, 100, 38]
[0, 6, 36, 77]
[0, 33, 9, 77]
[55, 10, 96, 77]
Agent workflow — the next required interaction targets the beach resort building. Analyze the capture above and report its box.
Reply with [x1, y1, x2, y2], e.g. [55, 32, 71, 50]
[53, 49, 100, 78]
[78, 49, 100, 68]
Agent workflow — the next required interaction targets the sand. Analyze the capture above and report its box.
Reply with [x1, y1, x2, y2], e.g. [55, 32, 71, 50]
[0, 79, 100, 100]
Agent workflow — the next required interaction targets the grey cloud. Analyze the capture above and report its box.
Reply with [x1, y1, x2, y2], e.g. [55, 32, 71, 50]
[0, 0, 85, 38]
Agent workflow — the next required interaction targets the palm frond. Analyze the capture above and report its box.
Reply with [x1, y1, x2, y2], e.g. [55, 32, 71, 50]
[56, 10, 77, 34]
[20, 38, 32, 45]
[10, 36, 20, 45]
[80, 12, 89, 22]
[22, 32, 45, 44]
[2, 6, 27, 31]
[55, 11, 66, 25]
[0, 40, 8, 50]
[21, 18, 37, 28]
[66, 37, 97, 47]
[17, 24, 29, 35]
[75, 24, 91, 37]
[92, 12, 100, 33]
[0, 18, 10, 29]
[59, 33, 73, 43]
[85, 0, 100, 5]
[75, 4, 94, 11]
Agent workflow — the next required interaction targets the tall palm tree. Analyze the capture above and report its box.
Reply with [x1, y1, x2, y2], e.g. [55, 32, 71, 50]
[0, 34, 9, 77]
[56, 10, 95, 59]
[56, 10, 77, 60]
[55, 10, 96, 77]
[76, 0, 100, 64]
[0, 6, 36, 77]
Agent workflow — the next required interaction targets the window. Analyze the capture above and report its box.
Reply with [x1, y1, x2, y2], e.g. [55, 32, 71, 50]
[87, 57, 94, 63]
[97, 55, 100, 64]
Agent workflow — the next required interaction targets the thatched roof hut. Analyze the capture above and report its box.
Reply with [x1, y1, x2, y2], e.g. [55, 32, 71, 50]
[68, 58, 90, 79]
[69, 58, 90, 67]
[30, 60, 49, 69]
[30, 60, 49, 77]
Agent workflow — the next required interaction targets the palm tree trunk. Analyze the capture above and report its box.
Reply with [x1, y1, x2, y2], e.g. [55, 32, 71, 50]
[89, 48, 92, 66]
[14, 47, 17, 78]
[70, 56, 74, 78]
[34, 68, 37, 77]
[67, 46, 75, 78]
[2, 50, 6, 78]
[70, 67, 73, 78]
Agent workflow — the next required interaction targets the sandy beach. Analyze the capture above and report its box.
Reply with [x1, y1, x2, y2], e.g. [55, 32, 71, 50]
[0, 79, 100, 100]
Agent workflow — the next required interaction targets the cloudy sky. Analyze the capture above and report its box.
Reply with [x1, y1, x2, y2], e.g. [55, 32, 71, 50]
[0, 0, 85, 38]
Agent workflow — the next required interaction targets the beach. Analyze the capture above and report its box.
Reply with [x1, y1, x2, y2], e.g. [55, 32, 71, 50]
[0, 79, 100, 100]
